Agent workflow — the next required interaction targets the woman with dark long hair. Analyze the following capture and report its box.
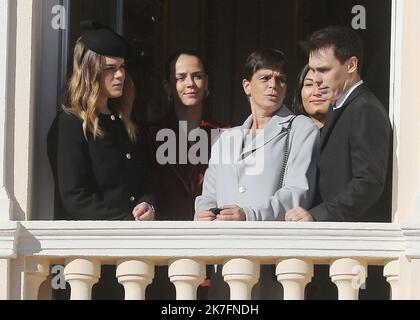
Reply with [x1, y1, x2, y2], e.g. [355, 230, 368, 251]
[292, 64, 330, 128]
[142, 50, 226, 221]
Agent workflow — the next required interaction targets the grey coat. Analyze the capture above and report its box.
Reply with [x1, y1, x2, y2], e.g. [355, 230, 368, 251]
[195, 107, 319, 221]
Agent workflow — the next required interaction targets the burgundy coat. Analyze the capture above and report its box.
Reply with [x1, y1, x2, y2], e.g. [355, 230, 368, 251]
[141, 111, 226, 221]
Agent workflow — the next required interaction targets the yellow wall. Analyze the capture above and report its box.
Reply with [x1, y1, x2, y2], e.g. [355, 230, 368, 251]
[393, 0, 420, 222]
[13, 0, 41, 220]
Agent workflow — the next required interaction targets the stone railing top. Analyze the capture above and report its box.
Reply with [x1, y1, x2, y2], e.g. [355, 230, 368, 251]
[401, 222, 420, 257]
[0, 221, 20, 258]
[0, 221, 410, 265]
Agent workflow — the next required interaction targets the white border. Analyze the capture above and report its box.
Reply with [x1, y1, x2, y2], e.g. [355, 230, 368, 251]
[0, 0, 12, 220]
[390, 0, 404, 220]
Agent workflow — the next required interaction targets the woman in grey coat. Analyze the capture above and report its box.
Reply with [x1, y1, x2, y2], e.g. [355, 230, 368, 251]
[195, 48, 319, 222]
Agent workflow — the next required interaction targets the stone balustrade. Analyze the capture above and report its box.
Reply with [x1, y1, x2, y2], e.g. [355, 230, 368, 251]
[0, 221, 419, 300]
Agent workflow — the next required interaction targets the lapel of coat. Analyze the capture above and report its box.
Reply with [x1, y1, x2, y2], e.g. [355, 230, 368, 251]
[240, 107, 294, 159]
[319, 105, 338, 151]
[149, 111, 192, 193]
[319, 84, 367, 152]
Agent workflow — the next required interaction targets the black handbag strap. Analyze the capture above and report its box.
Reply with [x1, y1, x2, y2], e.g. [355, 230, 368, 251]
[279, 116, 297, 187]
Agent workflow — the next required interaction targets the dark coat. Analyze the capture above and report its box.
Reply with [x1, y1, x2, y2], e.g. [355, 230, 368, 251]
[140, 110, 226, 221]
[47, 110, 155, 220]
[309, 84, 392, 222]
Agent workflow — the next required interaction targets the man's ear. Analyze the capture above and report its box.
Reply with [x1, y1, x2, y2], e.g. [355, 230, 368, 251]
[347, 56, 359, 74]
[242, 79, 251, 96]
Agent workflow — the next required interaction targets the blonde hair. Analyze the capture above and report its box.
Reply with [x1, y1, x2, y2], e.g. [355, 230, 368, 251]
[62, 38, 137, 143]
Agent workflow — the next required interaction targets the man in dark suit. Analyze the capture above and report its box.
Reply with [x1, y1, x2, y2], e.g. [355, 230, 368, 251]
[285, 25, 392, 223]
[285, 25, 392, 300]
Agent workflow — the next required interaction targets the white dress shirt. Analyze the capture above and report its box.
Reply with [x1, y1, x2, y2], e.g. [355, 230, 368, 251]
[334, 80, 364, 110]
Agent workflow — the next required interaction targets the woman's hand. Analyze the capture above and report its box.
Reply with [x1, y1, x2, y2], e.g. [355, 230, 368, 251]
[216, 205, 246, 221]
[195, 208, 217, 221]
[285, 206, 314, 222]
[132, 202, 155, 221]
[196, 206, 246, 221]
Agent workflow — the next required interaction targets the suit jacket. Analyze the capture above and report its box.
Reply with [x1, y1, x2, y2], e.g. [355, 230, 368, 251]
[47, 110, 155, 220]
[309, 84, 392, 222]
[195, 107, 319, 221]
[140, 110, 226, 220]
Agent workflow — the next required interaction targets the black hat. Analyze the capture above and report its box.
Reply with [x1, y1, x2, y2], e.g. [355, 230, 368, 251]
[80, 21, 130, 58]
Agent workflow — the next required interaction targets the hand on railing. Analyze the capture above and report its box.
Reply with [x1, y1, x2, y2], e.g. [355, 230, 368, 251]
[195, 208, 217, 221]
[196, 206, 246, 221]
[132, 202, 155, 221]
[285, 206, 314, 222]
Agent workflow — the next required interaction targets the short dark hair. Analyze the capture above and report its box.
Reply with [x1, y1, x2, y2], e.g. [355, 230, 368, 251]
[164, 50, 206, 81]
[301, 25, 364, 73]
[243, 48, 288, 81]
[292, 64, 310, 116]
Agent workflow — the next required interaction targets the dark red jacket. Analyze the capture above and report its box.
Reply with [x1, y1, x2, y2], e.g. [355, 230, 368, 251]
[140, 111, 227, 221]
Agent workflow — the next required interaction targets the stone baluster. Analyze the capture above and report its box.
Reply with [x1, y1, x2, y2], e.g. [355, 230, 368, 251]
[64, 258, 100, 300]
[0, 259, 11, 300]
[24, 258, 50, 300]
[276, 259, 313, 300]
[330, 258, 367, 300]
[116, 259, 155, 300]
[384, 260, 400, 300]
[168, 259, 205, 300]
[222, 258, 260, 300]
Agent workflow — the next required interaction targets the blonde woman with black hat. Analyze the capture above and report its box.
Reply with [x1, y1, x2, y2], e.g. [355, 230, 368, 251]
[47, 21, 155, 222]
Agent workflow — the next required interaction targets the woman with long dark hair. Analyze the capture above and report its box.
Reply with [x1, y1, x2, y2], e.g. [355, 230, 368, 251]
[292, 64, 330, 128]
[142, 50, 226, 221]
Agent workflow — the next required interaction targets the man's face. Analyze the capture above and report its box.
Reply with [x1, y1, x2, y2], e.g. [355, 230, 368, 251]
[242, 68, 287, 114]
[308, 47, 352, 104]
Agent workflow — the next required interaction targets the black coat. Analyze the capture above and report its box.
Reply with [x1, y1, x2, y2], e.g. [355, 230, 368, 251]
[309, 84, 392, 222]
[47, 110, 155, 220]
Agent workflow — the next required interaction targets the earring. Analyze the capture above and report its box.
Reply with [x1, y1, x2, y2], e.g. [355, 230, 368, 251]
[167, 94, 173, 103]
[205, 89, 210, 98]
